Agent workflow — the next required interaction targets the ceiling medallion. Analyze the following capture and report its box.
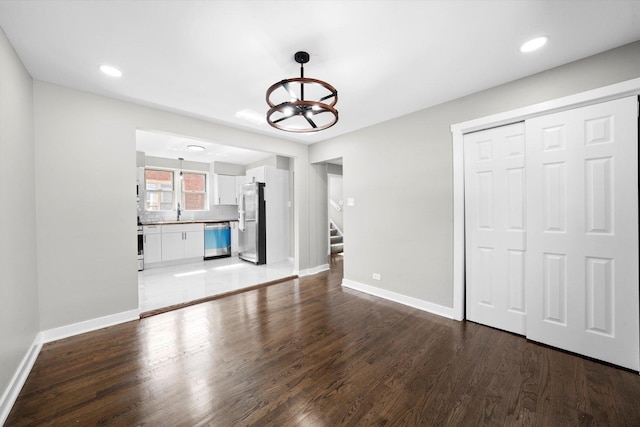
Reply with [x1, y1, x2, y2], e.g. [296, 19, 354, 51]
[266, 51, 338, 133]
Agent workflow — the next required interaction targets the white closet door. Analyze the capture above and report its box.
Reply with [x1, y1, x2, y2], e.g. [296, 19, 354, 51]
[464, 122, 527, 335]
[525, 96, 639, 370]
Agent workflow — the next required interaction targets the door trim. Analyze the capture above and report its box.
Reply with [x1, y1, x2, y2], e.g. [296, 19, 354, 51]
[450, 77, 640, 321]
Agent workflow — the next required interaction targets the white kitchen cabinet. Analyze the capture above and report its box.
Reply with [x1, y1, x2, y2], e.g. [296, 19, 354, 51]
[245, 166, 265, 183]
[213, 174, 237, 205]
[161, 229, 185, 261]
[161, 223, 204, 261]
[230, 220, 239, 255]
[184, 228, 205, 258]
[143, 225, 162, 264]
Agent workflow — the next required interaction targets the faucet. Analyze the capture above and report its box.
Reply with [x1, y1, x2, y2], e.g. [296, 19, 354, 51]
[177, 203, 181, 221]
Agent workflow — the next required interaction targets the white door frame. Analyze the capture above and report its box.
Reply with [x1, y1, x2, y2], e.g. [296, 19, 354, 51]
[450, 77, 640, 321]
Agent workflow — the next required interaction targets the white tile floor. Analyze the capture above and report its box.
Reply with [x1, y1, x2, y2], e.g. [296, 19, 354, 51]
[138, 256, 295, 312]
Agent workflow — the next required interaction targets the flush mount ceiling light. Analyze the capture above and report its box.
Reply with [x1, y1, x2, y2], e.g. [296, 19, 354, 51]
[99, 64, 122, 77]
[520, 36, 548, 53]
[266, 51, 338, 133]
[187, 144, 205, 152]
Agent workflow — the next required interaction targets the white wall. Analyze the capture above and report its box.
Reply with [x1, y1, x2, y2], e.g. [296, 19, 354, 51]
[33, 81, 312, 330]
[310, 40, 640, 310]
[212, 161, 245, 176]
[264, 166, 290, 264]
[0, 27, 39, 417]
[308, 163, 329, 268]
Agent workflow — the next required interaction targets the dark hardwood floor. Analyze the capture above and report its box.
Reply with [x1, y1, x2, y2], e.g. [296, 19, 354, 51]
[7, 255, 640, 426]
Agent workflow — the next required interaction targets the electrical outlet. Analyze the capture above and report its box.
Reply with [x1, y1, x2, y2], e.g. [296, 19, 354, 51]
[372, 273, 381, 280]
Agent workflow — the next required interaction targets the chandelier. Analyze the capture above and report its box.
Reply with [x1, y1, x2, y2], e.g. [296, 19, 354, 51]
[266, 51, 338, 133]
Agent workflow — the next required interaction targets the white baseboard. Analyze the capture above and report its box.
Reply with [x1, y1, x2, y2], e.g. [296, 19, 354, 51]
[341, 279, 456, 319]
[0, 333, 43, 426]
[40, 309, 140, 344]
[296, 263, 330, 277]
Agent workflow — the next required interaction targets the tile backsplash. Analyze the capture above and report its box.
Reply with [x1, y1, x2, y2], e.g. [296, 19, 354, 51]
[139, 204, 239, 224]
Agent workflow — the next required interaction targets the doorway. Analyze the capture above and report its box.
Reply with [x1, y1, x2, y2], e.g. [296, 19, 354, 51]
[324, 158, 344, 277]
[328, 168, 344, 256]
[136, 129, 296, 314]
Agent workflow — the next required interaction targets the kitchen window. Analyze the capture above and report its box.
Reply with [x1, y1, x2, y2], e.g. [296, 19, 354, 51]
[145, 169, 174, 211]
[182, 172, 207, 210]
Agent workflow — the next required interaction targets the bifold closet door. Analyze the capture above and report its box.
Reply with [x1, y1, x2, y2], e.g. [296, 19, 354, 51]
[464, 122, 526, 335]
[525, 96, 639, 371]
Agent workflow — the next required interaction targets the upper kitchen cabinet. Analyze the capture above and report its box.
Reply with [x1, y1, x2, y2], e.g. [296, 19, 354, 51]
[246, 166, 266, 183]
[212, 174, 237, 205]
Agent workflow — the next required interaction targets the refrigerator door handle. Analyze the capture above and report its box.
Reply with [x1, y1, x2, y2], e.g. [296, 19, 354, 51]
[238, 194, 246, 231]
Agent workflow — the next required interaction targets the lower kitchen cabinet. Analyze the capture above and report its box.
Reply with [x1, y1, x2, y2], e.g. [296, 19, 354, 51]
[184, 229, 205, 258]
[161, 229, 185, 261]
[230, 220, 239, 255]
[143, 225, 162, 264]
[161, 223, 204, 261]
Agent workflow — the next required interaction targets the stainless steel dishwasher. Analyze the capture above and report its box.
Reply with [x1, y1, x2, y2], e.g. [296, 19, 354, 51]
[204, 222, 231, 259]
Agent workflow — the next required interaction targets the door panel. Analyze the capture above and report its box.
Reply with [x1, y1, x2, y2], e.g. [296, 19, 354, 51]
[525, 96, 639, 370]
[464, 122, 527, 335]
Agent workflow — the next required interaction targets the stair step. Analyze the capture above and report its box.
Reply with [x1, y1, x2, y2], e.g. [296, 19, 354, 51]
[329, 224, 343, 254]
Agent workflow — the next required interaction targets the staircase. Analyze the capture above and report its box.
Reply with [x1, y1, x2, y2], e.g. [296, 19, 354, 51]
[330, 223, 344, 254]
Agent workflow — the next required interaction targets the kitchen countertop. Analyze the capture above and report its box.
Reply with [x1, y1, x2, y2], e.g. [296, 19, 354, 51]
[140, 219, 238, 226]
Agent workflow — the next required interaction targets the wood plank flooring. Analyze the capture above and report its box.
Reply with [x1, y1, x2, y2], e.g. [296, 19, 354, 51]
[7, 255, 640, 425]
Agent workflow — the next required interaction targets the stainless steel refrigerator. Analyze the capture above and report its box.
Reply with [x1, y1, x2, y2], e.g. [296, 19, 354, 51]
[238, 182, 266, 264]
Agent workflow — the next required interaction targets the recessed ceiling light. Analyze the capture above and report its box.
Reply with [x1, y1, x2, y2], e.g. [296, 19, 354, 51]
[187, 145, 205, 152]
[99, 64, 123, 77]
[520, 36, 548, 53]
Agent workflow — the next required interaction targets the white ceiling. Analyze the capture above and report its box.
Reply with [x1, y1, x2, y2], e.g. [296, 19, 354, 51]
[136, 130, 273, 165]
[1, 0, 640, 150]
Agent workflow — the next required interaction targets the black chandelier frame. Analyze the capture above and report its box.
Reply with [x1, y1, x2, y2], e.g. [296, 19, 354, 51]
[266, 51, 339, 133]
